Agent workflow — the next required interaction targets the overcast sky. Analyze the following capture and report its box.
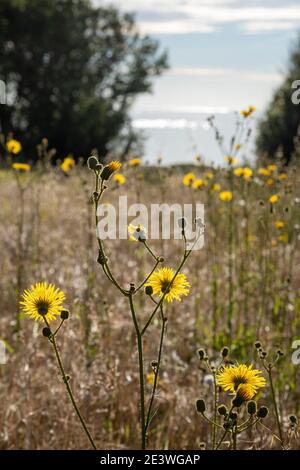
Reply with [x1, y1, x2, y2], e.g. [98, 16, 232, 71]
[97, 1, 300, 114]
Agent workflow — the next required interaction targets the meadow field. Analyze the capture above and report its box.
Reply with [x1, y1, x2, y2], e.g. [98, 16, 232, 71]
[0, 114, 300, 451]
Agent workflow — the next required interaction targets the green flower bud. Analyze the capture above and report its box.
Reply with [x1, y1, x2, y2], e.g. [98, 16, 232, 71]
[87, 156, 99, 171]
[254, 341, 261, 349]
[232, 395, 244, 408]
[196, 399, 206, 414]
[42, 327, 51, 338]
[197, 349, 205, 361]
[257, 406, 269, 419]
[247, 401, 257, 415]
[61, 309, 69, 320]
[289, 415, 297, 425]
[145, 285, 153, 296]
[221, 346, 229, 358]
[217, 405, 228, 416]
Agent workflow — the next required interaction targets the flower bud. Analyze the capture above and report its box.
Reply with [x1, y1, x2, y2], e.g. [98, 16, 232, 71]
[196, 399, 206, 414]
[145, 285, 153, 296]
[221, 346, 229, 358]
[61, 309, 69, 320]
[197, 348, 205, 361]
[42, 327, 51, 338]
[232, 395, 244, 408]
[254, 341, 261, 349]
[247, 401, 257, 415]
[87, 156, 99, 171]
[217, 405, 228, 416]
[257, 406, 269, 419]
[289, 415, 297, 425]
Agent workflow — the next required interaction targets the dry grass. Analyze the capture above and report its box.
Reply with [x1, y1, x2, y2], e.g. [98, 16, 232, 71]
[0, 163, 299, 450]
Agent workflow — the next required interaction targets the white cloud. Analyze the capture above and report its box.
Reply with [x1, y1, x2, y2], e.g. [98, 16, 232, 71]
[170, 67, 282, 82]
[96, 1, 300, 34]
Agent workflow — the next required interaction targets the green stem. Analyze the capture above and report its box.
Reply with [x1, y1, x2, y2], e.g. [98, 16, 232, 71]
[128, 293, 146, 450]
[268, 367, 284, 447]
[46, 322, 97, 450]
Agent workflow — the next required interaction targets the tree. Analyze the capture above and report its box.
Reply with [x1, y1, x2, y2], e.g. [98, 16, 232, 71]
[0, 0, 168, 160]
[256, 35, 300, 165]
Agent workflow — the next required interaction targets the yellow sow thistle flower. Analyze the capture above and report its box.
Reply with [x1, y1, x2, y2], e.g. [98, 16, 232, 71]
[145, 267, 190, 303]
[224, 155, 236, 166]
[60, 156, 75, 173]
[101, 161, 122, 180]
[234, 167, 244, 177]
[128, 223, 147, 241]
[219, 190, 233, 202]
[243, 167, 253, 179]
[192, 178, 206, 189]
[274, 220, 285, 229]
[258, 167, 270, 177]
[234, 143, 242, 151]
[240, 105, 256, 118]
[182, 172, 196, 186]
[266, 178, 274, 187]
[113, 173, 126, 185]
[205, 171, 214, 180]
[267, 164, 277, 173]
[278, 172, 287, 181]
[12, 162, 30, 172]
[20, 282, 65, 323]
[7, 139, 22, 154]
[212, 183, 221, 192]
[129, 158, 141, 167]
[216, 364, 266, 401]
[269, 194, 279, 204]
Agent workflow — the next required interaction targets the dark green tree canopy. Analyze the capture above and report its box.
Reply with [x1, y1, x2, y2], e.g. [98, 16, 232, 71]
[0, 0, 168, 159]
[256, 35, 300, 165]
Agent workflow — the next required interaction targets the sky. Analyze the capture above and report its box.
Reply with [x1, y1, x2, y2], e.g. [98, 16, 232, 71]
[96, 1, 300, 163]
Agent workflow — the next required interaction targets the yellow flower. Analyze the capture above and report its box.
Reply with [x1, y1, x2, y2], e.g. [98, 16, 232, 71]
[267, 164, 277, 173]
[113, 173, 126, 185]
[224, 155, 236, 165]
[146, 371, 156, 385]
[128, 224, 147, 241]
[234, 143, 242, 151]
[7, 139, 22, 154]
[129, 158, 141, 167]
[258, 168, 270, 177]
[271, 239, 277, 248]
[101, 161, 122, 180]
[205, 171, 214, 180]
[219, 191, 233, 202]
[183, 172, 196, 186]
[266, 178, 274, 187]
[195, 154, 202, 162]
[274, 220, 285, 229]
[145, 267, 190, 303]
[278, 172, 287, 181]
[269, 194, 279, 204]
[234, 167, 244, 177]
[20, 282, 65, 323]
[60, 156, 75, 173]
[192, 178, 206, 189]
[212, 183, 221, 192]
[247, 234, 258, 242]
[12, 162, 30, 172]
[216, 364, 266, 400]
[278, 233, 289, 244]
[240, 105, 256, 118]
[243, 167, 253, 179]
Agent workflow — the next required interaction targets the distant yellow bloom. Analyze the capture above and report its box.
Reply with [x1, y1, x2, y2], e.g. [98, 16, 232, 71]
[129, 158, 141, 167]
[146, 371, 156, 385]
[20, 282, 65, 323]
[271, 239, 277, 248]
[212, 183, 221, 192]
[7, 139, 22, 154]
[240, 105, 256, 118]
[60, 156, 75, 173]
[224, 155, 237, 165]
[258, 168, 269, 177]
[145, 267, 190, 303]
[101, 161, 122, 180]
[274, 220, 285, 229]
[12, 162, 30, 172]
[266, 178, 274, 187]
[195, 154, 202, 162]
[219, 190, 233, 202]
[113, 173, 126, 185]
[128, 223, 147, 242]
[192, 178, 206, 189]
[205, 171, 214, 180]
[234, 167, 244, 177]
[269, 194, 279, 204]
[278, 233, 289, 244]
[183, 172, 196, 186]
[216, 364, 266, 400]
[278, 172, 287, 181]
[234, 143, 242, 151]
[247, 234, 258, 242]
[267, 164, 277, 173]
